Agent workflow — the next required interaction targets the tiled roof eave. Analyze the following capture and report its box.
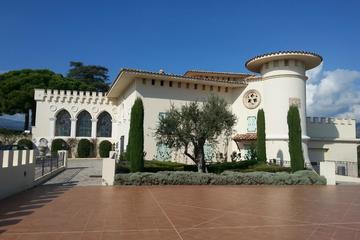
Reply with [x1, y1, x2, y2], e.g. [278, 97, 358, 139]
[122, 68, 247, 86]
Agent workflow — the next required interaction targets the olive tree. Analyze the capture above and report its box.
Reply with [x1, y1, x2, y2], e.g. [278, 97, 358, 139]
[155, 95, 236, 173]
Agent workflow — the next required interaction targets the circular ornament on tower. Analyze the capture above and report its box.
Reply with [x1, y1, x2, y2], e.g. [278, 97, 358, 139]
[243, 90, 261, 109]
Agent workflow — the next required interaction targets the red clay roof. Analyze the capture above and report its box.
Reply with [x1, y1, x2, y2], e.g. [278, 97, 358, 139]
[232, 133, 257, 141]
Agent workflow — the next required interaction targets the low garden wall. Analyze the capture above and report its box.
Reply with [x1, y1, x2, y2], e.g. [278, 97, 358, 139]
[0, 150, 35, 199]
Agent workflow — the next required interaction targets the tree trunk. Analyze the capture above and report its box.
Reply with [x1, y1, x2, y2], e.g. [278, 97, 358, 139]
[24, 110, 29, 131]
[195, 145, 206, 173]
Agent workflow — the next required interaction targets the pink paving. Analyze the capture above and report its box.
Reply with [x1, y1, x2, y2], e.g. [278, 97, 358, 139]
[1, 185, 360, 239]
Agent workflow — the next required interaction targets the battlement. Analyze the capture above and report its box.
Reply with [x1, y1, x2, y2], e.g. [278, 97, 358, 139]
[306, 117, 355, 125]
[306, 117, 356, 139]
[34, 89, 113, 105]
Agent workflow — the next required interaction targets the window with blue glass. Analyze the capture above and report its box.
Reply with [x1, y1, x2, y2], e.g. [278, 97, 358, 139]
[55, 110, 71, 136]
[76, 111, 92, 137]
[97, 112, 112, 137]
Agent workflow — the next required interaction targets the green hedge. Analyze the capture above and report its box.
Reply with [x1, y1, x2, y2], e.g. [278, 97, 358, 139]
[114, 170, 326, 185]
[99, 140, 112, 158]
[116, 160, 186, 173]
[238, 163, 292, 173]
[183, 160, 258, 173]
[17, 139, 34, 150]
[77, 139, 93, 158]
[51, 139, 68, 154]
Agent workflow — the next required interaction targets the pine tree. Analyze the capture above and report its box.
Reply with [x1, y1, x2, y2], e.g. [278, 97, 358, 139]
[287, 105, 304, 171]
[128, 98, 144, 172]
[256, 109, 267, 163]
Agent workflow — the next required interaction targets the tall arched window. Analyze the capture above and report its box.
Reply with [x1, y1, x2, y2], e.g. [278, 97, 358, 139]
[55, 110, 71, 136]
[97, 112, 112, 137]
[76, 111, 92, 137]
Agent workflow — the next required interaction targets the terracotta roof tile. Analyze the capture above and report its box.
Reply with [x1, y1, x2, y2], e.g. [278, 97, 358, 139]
[232, 133, 257, 141]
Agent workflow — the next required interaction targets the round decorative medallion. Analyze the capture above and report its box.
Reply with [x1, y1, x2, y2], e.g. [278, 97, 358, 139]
[243, 90, 261, 109]
[49, 105, 57, 112]
[112, 107, 118, 115]
[92, 106, 99, 113]
[71, 106, 78, 112]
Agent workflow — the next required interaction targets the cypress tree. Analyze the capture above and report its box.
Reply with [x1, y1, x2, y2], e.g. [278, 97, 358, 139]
[128, 98, 144, 172]
[287, 105, 304, 171]
[256, 109, 267, 163]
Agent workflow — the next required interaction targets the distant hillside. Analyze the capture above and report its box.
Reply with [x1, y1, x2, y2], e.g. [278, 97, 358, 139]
[357, 123, 360, 138]
[0, 117, 24, 131]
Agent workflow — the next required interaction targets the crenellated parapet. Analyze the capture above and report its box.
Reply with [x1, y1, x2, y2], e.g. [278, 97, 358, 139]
[306, 116, 356, 139]
[34, 89, 114, 105]
[306, 117, 355, 125]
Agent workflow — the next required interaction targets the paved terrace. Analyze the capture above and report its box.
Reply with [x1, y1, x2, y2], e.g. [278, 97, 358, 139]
[1, 185, 360, 240]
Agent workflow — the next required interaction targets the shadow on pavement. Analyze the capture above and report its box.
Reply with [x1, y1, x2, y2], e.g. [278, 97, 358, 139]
[0, 182, 76, 234]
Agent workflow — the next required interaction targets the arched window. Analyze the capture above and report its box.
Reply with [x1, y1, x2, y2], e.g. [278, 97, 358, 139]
[76, 111, 92, 137]
[55, 110, 71, 136]
[97, 112, 112, 137]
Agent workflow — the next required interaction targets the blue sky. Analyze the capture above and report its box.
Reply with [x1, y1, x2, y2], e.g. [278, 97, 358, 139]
[1, 0, 360, 121]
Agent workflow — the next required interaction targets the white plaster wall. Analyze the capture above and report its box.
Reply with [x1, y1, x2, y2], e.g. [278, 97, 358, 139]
[136, 78, 236, 163]
[307, 117, 356, 139]
[32, 89, 118, 150]
[261, 59, 309, 162]
[0, 150, 35, 200]
[115, 82, 139, 151]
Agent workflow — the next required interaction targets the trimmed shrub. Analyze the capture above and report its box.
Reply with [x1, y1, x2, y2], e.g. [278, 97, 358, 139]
[256, 109, 266, 163]
[239, 163, 291, 173]
[287, 106, 304, 171]
[17, 138, 34, 150]
[99, 140, 112, 158]
[51, 138, 68, 154]
[114, 170, 326, 185]
[77, 139, 93, 158]
[128, 98, 144, 172]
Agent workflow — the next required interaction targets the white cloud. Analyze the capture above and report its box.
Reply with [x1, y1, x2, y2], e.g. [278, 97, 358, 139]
[306, 65, 360, 120]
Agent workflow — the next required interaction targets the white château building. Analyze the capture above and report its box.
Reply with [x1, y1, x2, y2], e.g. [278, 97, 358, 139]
[32, 51, 360, 176]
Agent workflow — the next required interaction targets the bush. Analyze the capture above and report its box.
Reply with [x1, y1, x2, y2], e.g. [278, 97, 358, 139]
[183, 159, 258, 173]
[116, 160, 186, 174]
[51, 139, 68, 154]
[114, 170, 326, 185]
[17, 138, 34, 150]
[239, 163, 291, 173]
[287, 105, 305, 171]
[99, 140, 112, 158]
[128, 98, 144, 172]
[256, 109, 267, 162]
[77, 139, 93, 158]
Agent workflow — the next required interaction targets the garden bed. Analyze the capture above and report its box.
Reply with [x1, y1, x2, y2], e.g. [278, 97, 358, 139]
[114, 170, 326, 185]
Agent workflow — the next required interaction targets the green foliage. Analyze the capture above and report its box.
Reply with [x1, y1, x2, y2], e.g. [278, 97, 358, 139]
[244, 143, 257, 161]
[230, 151, 241, 162]
[155, 95, 236, 172]
[67, 62, 109, 92]
[77, 139, 93, 158]
[116, 160, 186, 173]
[114, 170, 326, 185]
[51, 139, 68, 154]
[17, 139, 34, 150]
[128, 98, 144, 172]
[256, 109, 267, 162]
[99, 140, 112, 158]
[238, 163, 291, 173]
[287, 106, 304, 171]
[0, 67, 109, 130]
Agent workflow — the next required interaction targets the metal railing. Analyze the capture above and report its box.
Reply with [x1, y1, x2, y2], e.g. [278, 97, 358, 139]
[35, 152, 65, 179]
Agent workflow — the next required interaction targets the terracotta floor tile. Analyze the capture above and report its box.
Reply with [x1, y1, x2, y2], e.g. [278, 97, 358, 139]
[2, 185, 360, 239]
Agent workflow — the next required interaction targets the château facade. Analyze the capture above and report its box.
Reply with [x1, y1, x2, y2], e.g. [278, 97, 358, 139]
[32, 51, 360, 176]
